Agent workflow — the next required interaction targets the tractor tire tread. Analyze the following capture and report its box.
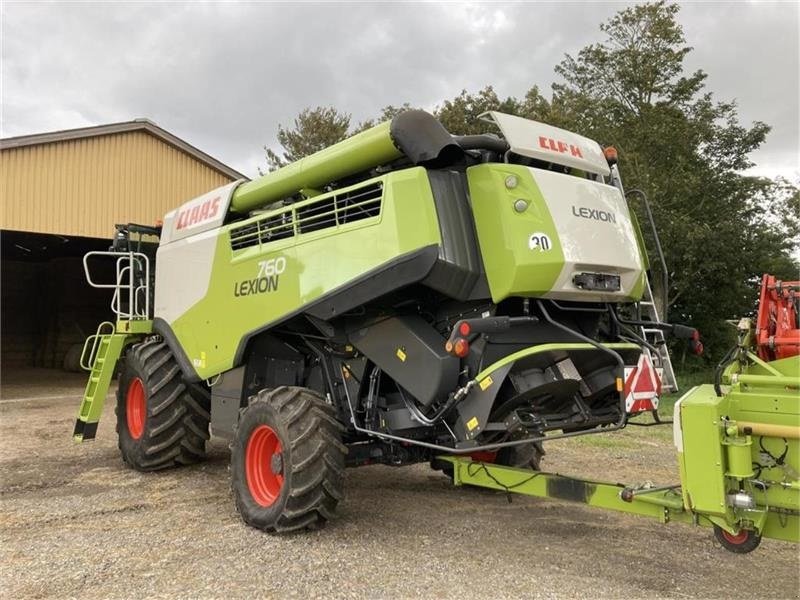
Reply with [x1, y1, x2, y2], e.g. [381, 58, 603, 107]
[150, 383, 186, 417]
[149, 405, 186, 437]
[185, 395, 211, 422]
[713, 525, 762, 553]
[116, 340, 210, 471]
[232, 385, 346, 533]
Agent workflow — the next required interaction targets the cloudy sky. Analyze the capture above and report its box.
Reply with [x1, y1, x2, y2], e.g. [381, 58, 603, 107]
[2, 1, 798, 180]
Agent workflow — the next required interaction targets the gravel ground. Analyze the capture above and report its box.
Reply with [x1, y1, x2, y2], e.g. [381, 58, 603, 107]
[1, 369, 798, 599]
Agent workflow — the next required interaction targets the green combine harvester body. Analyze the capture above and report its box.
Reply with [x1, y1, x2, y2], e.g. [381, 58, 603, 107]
[73, 110, 798, 551]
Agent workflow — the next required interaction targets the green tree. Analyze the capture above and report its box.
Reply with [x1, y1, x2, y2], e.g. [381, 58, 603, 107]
[433, 85, 551, 135]
[262, 106, 352, 172]
[434, 86, 520, 135]
[553, 1, 797, 361]
[264, 104, 422, 171]
[353, 103, 418, 133]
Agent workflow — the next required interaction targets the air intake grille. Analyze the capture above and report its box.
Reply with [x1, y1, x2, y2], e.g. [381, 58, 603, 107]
[229, 181, 383, 252]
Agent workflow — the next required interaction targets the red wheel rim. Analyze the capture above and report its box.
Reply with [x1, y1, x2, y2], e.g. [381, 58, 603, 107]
[245, 425, 284, 507]
[722, 529, 749, 545]
[469, 451, 498, 463]
[126, 377, 146, 440]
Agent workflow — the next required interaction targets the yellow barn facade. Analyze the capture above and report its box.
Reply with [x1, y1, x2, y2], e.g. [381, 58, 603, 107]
[0, 120, 244, 370]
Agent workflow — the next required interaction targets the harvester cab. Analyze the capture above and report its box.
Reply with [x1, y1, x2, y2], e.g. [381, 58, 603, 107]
[73, 110, 732, 537]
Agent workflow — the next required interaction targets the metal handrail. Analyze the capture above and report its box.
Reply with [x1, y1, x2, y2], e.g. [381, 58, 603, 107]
[626, 189, 669, 316]
[83, 251, 150, 320]
[80, 321, 115, 371]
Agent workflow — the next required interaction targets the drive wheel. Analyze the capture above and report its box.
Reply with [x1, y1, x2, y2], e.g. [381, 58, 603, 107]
[431, 388, 545, 478]
[116, 339, 210, 471]
[713, 525, 762, 553]
[489, 384, 545, 470]
[431, 442, 543, 480]
[231, 386, 346, 533]
[495, 435, 544, 470]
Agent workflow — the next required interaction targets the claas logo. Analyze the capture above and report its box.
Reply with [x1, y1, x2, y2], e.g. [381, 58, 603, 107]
[538, 136, 583, 158]
[176, 196, 222, 230]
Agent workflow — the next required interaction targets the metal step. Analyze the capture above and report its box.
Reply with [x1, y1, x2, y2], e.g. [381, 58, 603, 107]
[639, 279, 678, 393]
[73, 323, 132, 442]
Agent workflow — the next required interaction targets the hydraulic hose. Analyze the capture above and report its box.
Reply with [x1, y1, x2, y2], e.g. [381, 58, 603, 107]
[536, 300, 628, 432]
[714, 345, 738, 397]
[607, 305, 660, 353]
[333, 301, 635, 455]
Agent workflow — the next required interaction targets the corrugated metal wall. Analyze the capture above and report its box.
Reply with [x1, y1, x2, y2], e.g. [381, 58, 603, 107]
[0, 131, 234, 238]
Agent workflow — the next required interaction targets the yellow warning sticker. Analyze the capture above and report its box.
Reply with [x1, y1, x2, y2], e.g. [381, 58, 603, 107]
[466, 417, 479, 431]
[479, 376, 493, 391]
[396, 348, 407, 362]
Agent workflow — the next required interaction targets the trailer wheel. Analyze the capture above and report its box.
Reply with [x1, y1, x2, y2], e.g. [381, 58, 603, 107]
[713, 525, 762, 553]
[116, 339, 210, 471]
[231, 386, 346, 533]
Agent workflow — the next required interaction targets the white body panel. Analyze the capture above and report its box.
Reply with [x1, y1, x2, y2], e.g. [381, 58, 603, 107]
[672, 392, 694, 453]
[155, 180, 242, 323]
[531, 168, 644, 301]
[160, 180, 242, 244]
[483, 111, 610, 177]
[154, 228, 218, 324]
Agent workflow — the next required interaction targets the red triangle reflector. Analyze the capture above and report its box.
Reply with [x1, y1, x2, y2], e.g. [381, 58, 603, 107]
[633, 355, 657, 394]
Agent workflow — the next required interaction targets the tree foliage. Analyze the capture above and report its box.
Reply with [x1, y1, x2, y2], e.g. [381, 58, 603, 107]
[353, 103, 418, 133]
[433, 85, 551, 134]
[261, 1, 798, 362]
[262, 106, 352, 172]
[552, 0, 797, 361]
[263, 104, 420, 171]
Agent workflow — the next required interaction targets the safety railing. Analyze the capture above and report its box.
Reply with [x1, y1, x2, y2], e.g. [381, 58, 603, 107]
[79, 321, 115, 371]
[83, 251, 151, 320]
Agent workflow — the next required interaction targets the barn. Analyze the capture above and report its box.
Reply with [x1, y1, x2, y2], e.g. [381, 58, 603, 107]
[0, 120, 244, 372]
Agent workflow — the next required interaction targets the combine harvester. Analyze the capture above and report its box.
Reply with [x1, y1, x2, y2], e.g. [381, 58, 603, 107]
[73, 111, 799, 552]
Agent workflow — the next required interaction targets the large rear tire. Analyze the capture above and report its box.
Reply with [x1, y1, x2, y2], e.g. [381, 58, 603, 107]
[116, 339, 210, 471]
[231, 386, 346, 533]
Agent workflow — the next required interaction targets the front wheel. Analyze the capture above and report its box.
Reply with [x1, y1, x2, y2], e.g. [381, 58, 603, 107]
[116, 339, 210, 471]
[713, 525, 762, 553]
[231, 386, 347, 533]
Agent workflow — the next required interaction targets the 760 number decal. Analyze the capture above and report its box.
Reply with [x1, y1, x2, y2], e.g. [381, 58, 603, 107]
[234, 257, 286, 297]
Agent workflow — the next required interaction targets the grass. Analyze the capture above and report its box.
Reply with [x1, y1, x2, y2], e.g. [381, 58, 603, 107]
[570, 433, 640, 449]
[660, 368, 715, 417]
[570, 368, 715, 449]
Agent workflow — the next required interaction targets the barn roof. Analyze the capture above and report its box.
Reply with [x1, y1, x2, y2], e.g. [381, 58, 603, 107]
[0, 119, 246, 180]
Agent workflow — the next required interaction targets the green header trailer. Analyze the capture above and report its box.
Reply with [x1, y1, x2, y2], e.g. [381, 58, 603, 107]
[445, 305, 799, 553]
[73, 110, 798, 551]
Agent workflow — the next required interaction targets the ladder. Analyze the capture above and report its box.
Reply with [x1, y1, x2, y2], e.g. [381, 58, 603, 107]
[74, 245, 155, 442]
[639, 279, 678, 393]
[610, 165, 679, 394]
[73, 322, 133, 441]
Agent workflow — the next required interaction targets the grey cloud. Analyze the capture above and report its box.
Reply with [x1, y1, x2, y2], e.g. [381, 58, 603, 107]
[2, 2, 797, 179]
